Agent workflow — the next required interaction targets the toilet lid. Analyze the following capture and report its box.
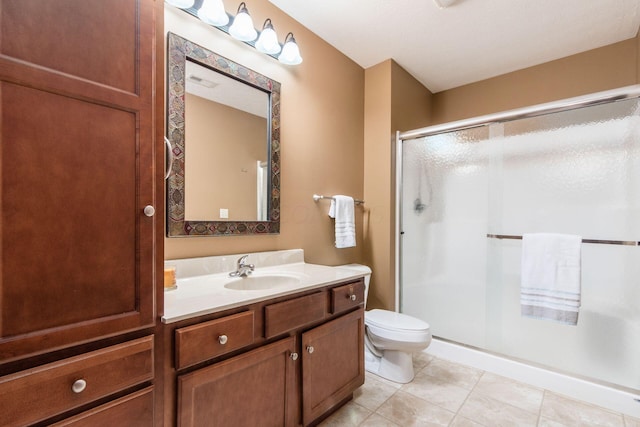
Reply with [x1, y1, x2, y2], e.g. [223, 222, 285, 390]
[365, 309, 430, 331]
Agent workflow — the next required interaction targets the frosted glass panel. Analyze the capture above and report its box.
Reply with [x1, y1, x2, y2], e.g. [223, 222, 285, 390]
[401, 126, 491, 348]
[401, 97, 640, 390]
[496, 100, 640, 240]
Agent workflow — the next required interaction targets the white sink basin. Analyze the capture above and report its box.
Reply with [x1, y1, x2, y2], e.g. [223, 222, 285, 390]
[224, 273, 302, 291]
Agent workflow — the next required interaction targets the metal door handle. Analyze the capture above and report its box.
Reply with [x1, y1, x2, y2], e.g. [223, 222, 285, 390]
[165, 137, 174, 179]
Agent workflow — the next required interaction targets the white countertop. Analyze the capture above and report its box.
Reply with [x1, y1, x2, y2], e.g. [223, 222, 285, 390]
[162, 262, 364, 323]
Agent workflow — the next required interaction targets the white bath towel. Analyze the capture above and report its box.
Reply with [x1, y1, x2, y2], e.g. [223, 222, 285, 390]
[328, 195, 356, 248]
[520, 233, 582, 325]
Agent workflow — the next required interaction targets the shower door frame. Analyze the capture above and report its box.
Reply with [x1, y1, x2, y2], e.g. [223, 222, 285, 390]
[394, 84, 640, 313]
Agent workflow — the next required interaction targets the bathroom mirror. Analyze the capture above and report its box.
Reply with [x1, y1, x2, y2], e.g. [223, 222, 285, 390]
[167, 32, 280, 236]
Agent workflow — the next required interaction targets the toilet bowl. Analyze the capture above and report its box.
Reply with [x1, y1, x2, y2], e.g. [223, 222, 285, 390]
[336, 264, 432, 383]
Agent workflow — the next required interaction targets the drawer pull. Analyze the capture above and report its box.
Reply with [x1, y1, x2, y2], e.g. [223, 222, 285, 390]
[306, 345, 314, 354]
[218, 335, 228, 345]
[143, 205, 155, 217]
[290, 352, 299, 361]
[349, 294, 357, 301]
[72, 379, 87, 394]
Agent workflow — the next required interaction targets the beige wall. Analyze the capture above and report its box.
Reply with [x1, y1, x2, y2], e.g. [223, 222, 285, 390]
[637, 30, 640, 82]
[185, 93, 266, 221]
[431, 36, 639, 124]
[363, 61, 392, 310]
[164, 2, 365, 264]
[363, 60, 432, 310]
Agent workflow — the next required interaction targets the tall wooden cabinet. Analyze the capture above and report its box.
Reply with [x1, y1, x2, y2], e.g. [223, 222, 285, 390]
[0, 0, 162, 425]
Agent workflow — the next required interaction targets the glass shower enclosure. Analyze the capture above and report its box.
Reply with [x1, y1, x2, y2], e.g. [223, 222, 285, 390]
[398, 86, 640, 392]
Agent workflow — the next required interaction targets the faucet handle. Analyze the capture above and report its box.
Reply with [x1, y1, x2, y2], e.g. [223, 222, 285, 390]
[232, 255, 254, 277]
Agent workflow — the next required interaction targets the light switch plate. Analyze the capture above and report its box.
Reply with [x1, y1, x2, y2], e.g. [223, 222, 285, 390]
[219, 208, 229, 219]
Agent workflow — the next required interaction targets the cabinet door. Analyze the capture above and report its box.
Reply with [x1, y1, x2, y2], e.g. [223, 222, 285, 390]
[0, 0, 157, 361]
[178, 337, 297, 427]
[301, 308, 365, 425]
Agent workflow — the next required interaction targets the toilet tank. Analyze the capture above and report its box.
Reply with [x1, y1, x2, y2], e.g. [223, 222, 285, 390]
[335, 264, 371, 309]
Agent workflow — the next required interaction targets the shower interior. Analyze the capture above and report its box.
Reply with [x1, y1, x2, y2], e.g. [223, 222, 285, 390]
[398, 89, 640, 400]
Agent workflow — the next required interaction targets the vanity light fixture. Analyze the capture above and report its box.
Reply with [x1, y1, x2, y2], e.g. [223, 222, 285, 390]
[278, 32, 303, 65]
[197, 0, 229, 26]
[255, 19, 281, 55]
[166, 0, 303, 65]
[165, 0, 195, 8]
[229, 2, 257, 42]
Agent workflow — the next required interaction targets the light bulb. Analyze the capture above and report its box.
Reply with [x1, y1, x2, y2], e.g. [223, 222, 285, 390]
[165, 0, 195, 9]
[197, 0, 229, 26]
[229, 2, 257, 42]
[255, 19, 281, 55]
[278, 33, 302, 65]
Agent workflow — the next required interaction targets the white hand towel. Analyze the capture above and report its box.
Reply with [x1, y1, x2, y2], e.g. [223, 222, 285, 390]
[328, 195, 356, 248]
[520, 233, 582, 325]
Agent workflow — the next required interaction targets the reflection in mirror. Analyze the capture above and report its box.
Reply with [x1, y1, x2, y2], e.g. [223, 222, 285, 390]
[167, 32, 281, 236]
[184, 61, 269, 221]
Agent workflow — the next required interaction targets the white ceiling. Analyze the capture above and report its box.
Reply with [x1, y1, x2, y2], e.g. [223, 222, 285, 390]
[269, 0, 640, 93]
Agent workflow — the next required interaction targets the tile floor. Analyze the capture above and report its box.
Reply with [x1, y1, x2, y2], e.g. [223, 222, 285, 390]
[319, 353, 640, 427]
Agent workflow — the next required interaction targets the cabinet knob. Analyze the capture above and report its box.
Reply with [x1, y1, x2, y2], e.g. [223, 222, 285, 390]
[306, 345, 314, 354]
[143, 205, 155, 217]
[290, 352, 298, 361]
[218, 335, 228, 345]
[349, 294, 357, 301]
[72, 379, 87, 394]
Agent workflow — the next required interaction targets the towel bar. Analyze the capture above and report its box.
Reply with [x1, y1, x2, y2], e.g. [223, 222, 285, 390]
[486, 233, 639, 246]
[313, 194, 365, 205]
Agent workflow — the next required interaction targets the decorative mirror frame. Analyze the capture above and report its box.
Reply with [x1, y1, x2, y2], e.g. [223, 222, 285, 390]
[166, 32, 280, 236]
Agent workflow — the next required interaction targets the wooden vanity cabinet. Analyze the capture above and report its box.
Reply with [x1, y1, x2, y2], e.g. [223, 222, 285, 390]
[166, 278, 365, 427]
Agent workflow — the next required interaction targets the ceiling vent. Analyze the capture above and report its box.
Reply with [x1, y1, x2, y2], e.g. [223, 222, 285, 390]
[187, 74, 218, 89]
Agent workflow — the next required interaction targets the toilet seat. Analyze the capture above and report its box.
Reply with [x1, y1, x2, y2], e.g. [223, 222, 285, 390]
[365, 309, 431, 343]
[365, 309, 430, 331]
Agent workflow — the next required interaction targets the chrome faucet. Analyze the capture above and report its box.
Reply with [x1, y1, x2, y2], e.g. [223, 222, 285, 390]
[229, 255, 255, 278]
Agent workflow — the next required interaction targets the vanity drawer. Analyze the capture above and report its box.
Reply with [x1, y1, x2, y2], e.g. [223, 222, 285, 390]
[50, 386, 154, 426]
[331, 279, 365, 314]
[175, 311, 255, 370]
[0, 336, 153, 427]
[265, 292, 326, 339]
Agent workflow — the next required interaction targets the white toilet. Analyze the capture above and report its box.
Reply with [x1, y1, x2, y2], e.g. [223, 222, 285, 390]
[337, 264, 432, 384]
